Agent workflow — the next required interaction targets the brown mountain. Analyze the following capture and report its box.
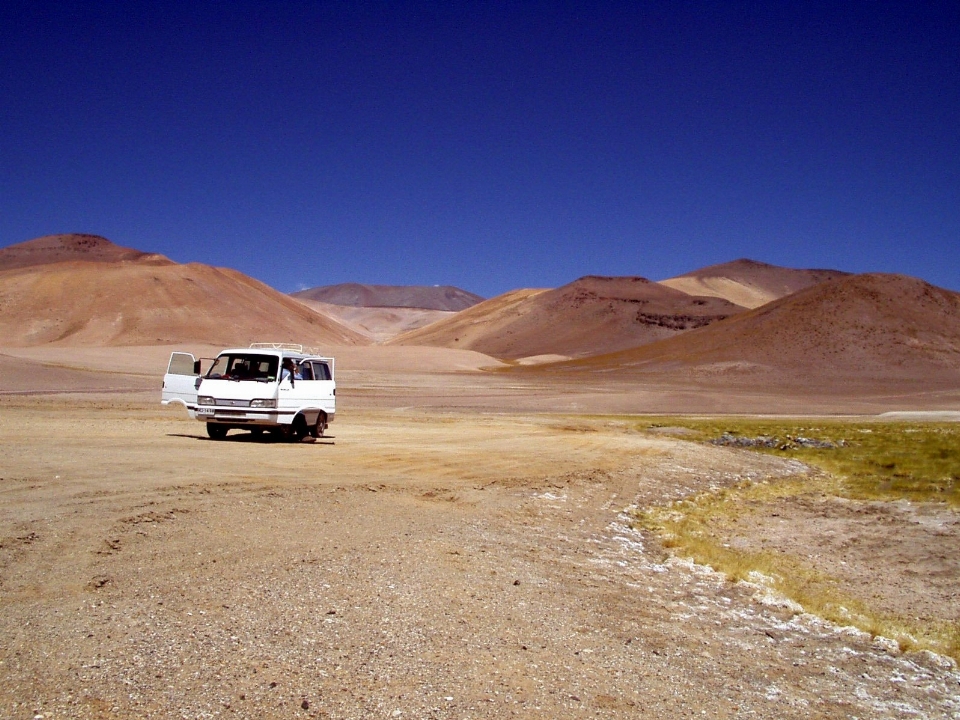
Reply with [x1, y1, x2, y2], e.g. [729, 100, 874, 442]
[0, 234, 369, 347]
[387, 288, 549, 351]
[292, 282, 484, 311]
[659, 258, 849, 309]
[0, 233, 171, 270]
[541, 273, 960, 385]
[391, 276, 745, 360]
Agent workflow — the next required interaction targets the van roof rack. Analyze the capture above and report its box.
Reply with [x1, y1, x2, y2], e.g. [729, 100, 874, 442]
[249, 342, 304, 352]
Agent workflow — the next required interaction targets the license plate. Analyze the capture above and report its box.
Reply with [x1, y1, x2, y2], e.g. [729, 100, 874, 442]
[197, 407, 214, 415]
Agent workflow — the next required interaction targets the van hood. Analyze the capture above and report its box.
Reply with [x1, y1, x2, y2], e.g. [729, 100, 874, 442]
[198, 378, 278, 402]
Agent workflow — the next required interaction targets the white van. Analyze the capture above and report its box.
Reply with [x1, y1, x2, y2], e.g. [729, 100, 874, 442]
[161, 343, 335, 440]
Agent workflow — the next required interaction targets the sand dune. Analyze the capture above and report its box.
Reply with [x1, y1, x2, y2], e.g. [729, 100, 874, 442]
[538, 273, 960, 385]
[292, 282, 484, 311]
[392, 277, 744, 360]
[659, 258, 849, 309]
[0, 235, 369, 347]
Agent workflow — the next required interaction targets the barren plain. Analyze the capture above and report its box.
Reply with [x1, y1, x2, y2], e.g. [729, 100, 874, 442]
[2, 347, 959, 719]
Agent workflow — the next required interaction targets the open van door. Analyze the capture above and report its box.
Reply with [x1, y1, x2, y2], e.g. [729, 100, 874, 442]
[161, 352, 200, 408]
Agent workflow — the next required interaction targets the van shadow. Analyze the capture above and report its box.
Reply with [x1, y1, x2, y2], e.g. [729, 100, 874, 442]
[167, 433, 335, 445]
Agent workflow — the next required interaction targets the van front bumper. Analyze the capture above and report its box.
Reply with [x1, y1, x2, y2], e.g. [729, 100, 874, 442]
[195, 407, 282, 424]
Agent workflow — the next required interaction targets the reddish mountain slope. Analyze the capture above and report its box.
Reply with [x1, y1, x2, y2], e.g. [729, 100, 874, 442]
[0, 235, 369, 347]
[292, 282, 484, 311]
[392, 277, 744, 359]
[659, 258, 849, 309]
[0, 233, 171, 270]
[545, 274, 960, 384]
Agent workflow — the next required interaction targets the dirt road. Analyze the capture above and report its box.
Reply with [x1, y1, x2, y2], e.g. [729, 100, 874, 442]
[1, 398, 958, 719]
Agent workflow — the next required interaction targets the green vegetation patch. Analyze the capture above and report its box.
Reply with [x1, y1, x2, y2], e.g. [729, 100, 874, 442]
[642, 418, 960, 506]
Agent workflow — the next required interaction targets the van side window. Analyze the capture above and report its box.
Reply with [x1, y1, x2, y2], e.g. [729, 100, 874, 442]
[312, 362, 331, 381]
[300, 363, 314, 380]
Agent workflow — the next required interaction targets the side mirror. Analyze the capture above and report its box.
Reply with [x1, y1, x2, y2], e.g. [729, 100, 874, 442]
[193, 360, 202, 375]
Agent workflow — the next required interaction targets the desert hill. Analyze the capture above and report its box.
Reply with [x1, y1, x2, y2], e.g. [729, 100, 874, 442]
[387, 288, 549, 352]
[0, 233, 172, 270]
[292, 282, 484, 311]
[391, 277, 744, 360]
[659, 258, 849, 309]
[538, 273, 960, 385]
[0, 235, 369, 347]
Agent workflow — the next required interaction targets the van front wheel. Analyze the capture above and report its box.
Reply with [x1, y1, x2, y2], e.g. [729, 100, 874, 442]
[207, 423, 228, 440]
[291, 415, 310, 441]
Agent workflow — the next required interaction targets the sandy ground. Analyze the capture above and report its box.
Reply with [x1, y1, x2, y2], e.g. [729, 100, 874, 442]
[1, 346, 959, 718]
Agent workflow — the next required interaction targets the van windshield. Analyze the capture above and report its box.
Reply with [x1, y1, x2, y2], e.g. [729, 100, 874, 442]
[206, 354, 279, 382]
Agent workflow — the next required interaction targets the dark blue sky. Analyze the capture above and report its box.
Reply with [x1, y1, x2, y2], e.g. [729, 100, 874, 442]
[2, 1, 958, 297]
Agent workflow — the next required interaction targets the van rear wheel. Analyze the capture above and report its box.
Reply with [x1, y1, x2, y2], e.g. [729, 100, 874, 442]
[311, 413, 327, 438]
[206, 423, 228, 440]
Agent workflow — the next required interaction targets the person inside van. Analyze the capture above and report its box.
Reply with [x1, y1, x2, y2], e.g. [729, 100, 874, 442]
[280, 358, 302, 383]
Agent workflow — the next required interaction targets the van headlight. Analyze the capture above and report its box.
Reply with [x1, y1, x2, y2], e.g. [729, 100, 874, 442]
[198, 396, 215, 406]
[249, 398, 277, 408]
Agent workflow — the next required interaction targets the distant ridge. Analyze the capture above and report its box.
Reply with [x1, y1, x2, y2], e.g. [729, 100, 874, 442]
[391, 276, 745, 360]
[0, 235, 368, 347]
[0, 233, 172, 270]
[293, 297, 455, 342]
[292, 283, 484, 311]
[541, 273, 960, 384]
[659, 258, 849, 309]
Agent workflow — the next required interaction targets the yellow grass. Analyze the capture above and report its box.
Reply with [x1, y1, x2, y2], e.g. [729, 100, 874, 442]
[638, 417, 960, 505]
